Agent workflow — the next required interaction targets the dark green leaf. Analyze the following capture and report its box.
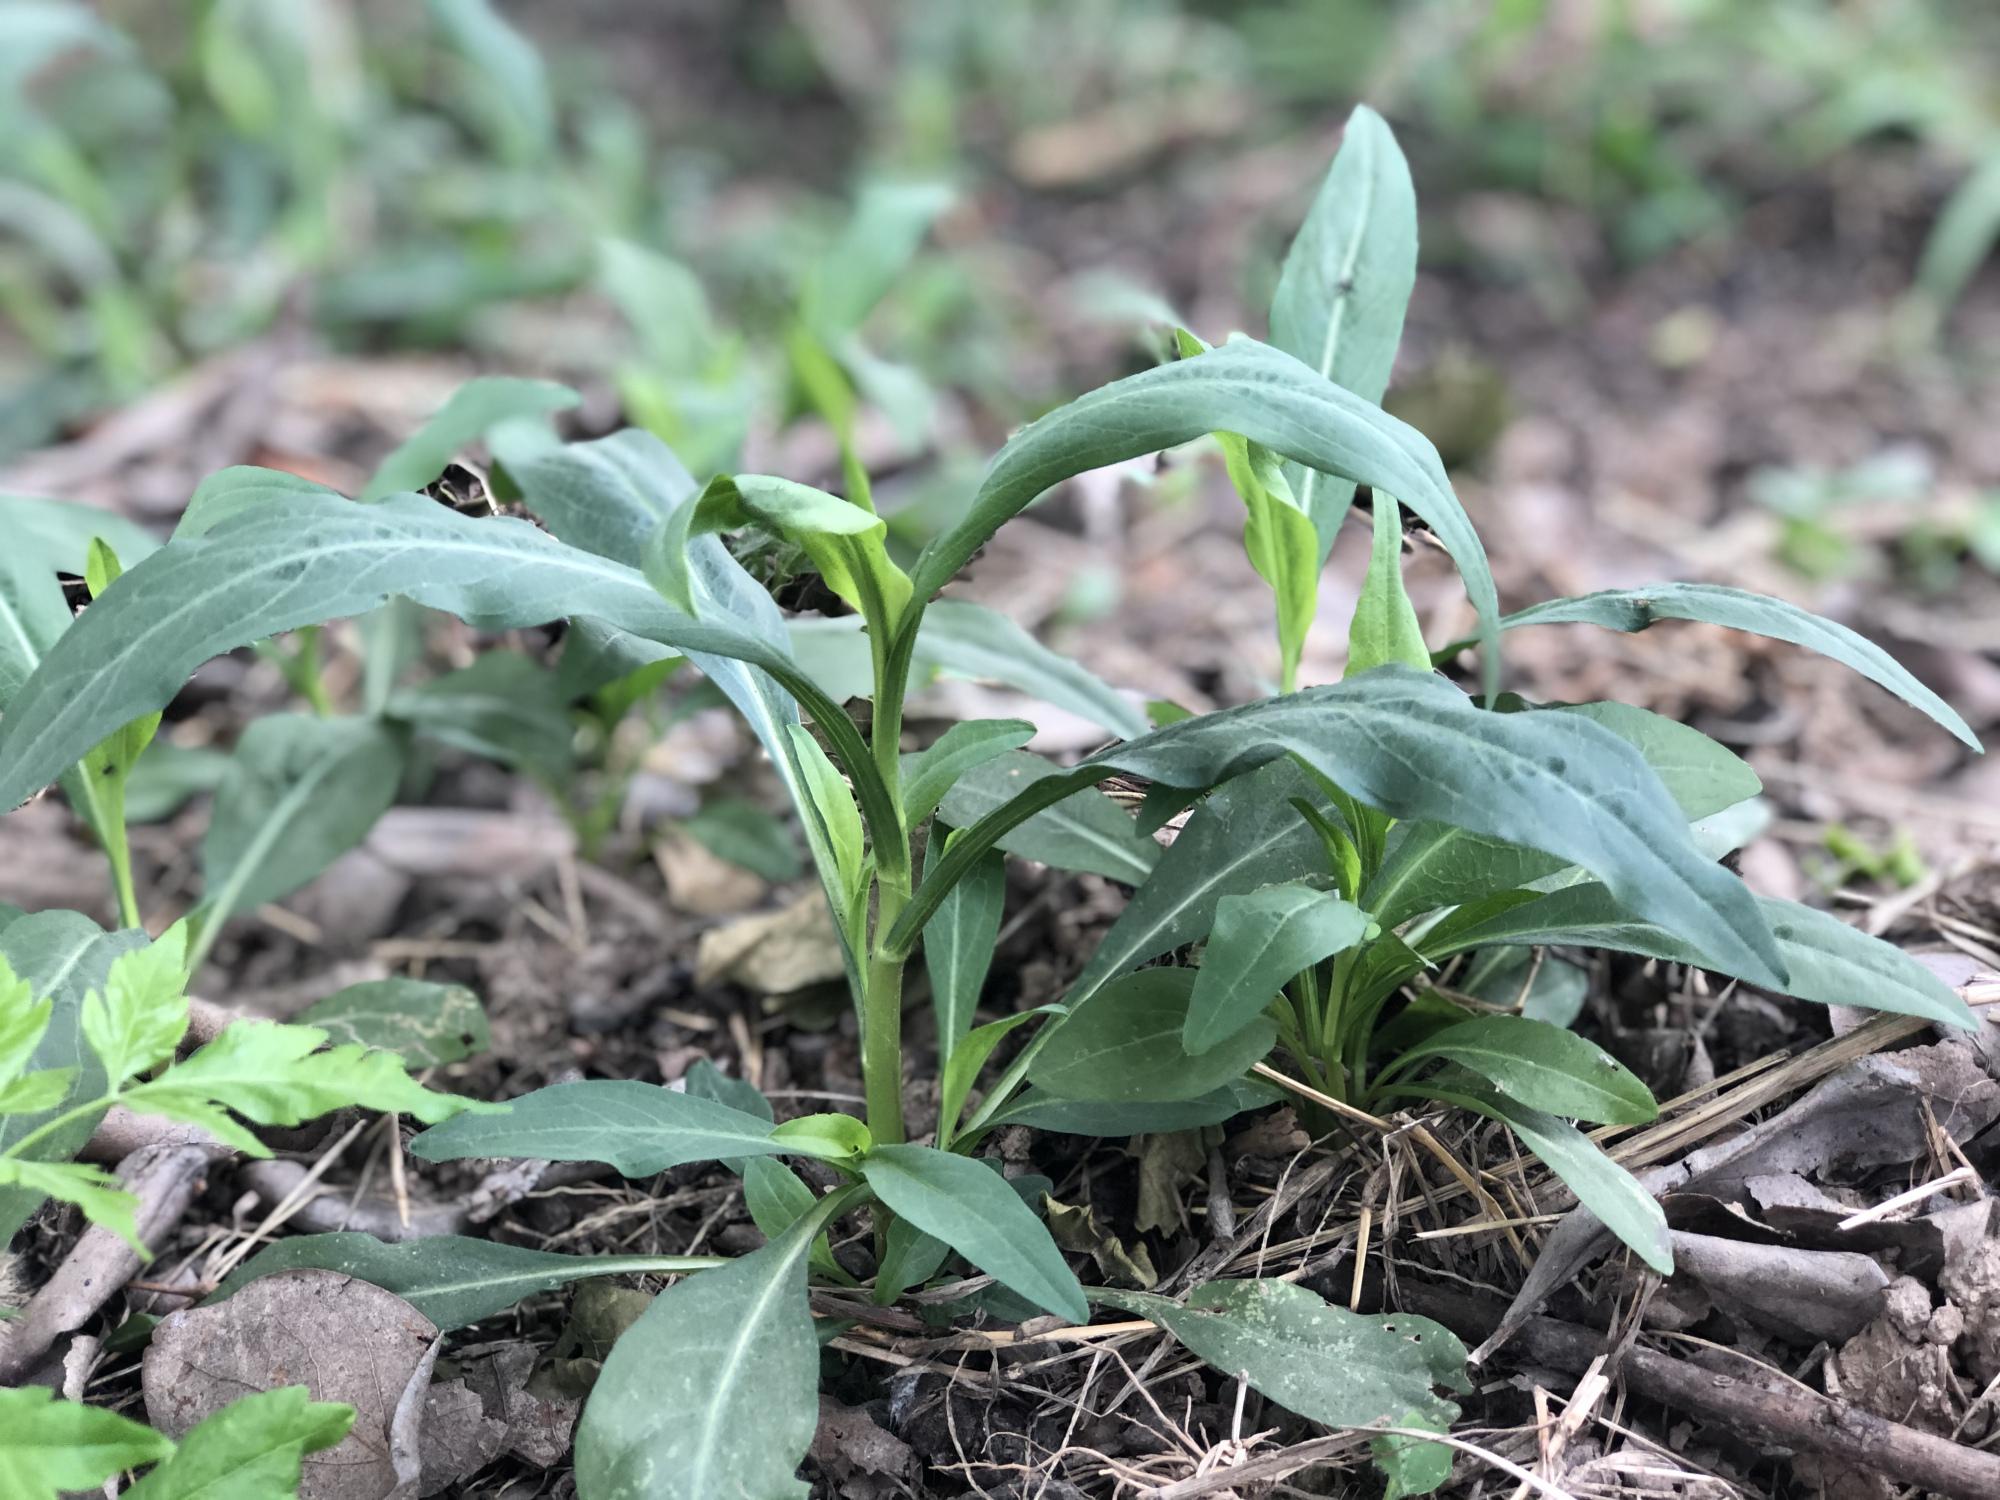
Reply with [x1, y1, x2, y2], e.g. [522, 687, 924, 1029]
[986, 1085, 1259, 1137]
[1031, 969, 1275, 1103]
[388, 651, 574, 781]
[926, 839, 1006, 1065]
[937, 750, 1158, 884]
[296, 979, 489, 1067]
[1187, 885, 1371, 1053]
[410, 1079, 789, 1175]
[1384, 1015, 1656, 1125]
[209, 1232, 722, 1331]
[681, 797, 803, 884]
[902, 719, 1035, 830]
[860, 1144, 1087, 1322]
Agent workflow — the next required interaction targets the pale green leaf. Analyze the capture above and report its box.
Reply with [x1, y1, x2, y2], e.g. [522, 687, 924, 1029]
[920, 599, 1148, 740]
[387, 651, 574, 781]
[80, 923, 189, 1089]
[364, 377, 576, 500]
[937, 750, 1158, 884]
[1345, 499, 1427, 676]
[0, 1157, 141, 1251]
[123, 1385, 353, 1500]
[0, 1385, 173, 1500]
[410, 1078, 788, 1175]
[296, 979, 489, 1067]
[901, 719, 1035, 830]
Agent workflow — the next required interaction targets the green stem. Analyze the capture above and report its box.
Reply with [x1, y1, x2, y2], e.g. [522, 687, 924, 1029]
[106, 826, 141, 931]
[862, 878, 909, 1146]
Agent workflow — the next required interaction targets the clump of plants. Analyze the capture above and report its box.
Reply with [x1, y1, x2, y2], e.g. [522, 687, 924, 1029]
[0, 107, 1978, 1497]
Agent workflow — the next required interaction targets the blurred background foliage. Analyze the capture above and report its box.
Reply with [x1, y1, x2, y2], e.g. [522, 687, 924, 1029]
[2, 0, 1998, 465]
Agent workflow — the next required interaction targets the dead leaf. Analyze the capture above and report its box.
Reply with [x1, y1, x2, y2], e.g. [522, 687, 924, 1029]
[656, 831, 766, 916]
[696, 892, 846, 994]
[1044, 1197, 1156, 1289]
[1668, 1232, 1889, 1341]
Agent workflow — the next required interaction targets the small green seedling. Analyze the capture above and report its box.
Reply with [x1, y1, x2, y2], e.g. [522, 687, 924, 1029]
[0, 107, 1979, 1498]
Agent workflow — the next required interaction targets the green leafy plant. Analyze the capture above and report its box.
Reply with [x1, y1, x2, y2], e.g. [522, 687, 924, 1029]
[0, 106, 1978, 1496]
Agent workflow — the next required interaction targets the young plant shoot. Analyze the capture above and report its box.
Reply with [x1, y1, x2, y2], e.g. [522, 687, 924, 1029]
[0, 106, 1978, 1498]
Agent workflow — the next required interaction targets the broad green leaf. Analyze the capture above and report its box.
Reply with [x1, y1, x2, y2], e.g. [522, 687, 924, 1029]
[1064, 758, 1336, 1009]
[123, 1022, 478, 1156]
[489, 426, 695, 565]
[364, 376, 577, 500]
[296, 979, 489, 1066]
[1469, 583, 1979, 749]
[210, 1232, 723, 1330]
[1187, 885, 1371, 1054]
[199, 714, 406, 930]
[123, 742, 231, 823]
[800, 178, 954, 339]
[80, 923, 189, 1089]
[741, 1158, 849, 1284]
[682, 1057, 774, 1124]
[387, 651, 574, 782]
[906, 337, 1497, 695]
[1269, 104, 1418, 556]
[0, 1157, 140, 1247]
[123, 1386, 352, 1500]
[1345, 499, 1427, 675]
[986, 1086, 1256, 1137]
[860, 1144, 1088, 1321]
[681, 797, 803, 884]
[176, 468, 340, 540]
[937, 750, 1158, 884]
[410, 1078, 789, 1175]
[938, 1007, 1057, 1147]
[0, 1384, 173, 1500]
[1031, 969, 1275, 1104]
[574, 1194, 847, 1500]
[902, 719, 1035, 830]
[875, 1216, 951, 1303]
[1436, 1083, 1671, 1274]
[1364, 699, 1760, 926]
[925, 838, 1005, 1064]
[899, 669, 1785, 993]
[0, 911, 143, 1239]
[1383, 1015, 1656, 1125]
[1428, 883, 1976, 1029]
[1099, 1279, 1464, 1433]
[919, 599, 1149, 740]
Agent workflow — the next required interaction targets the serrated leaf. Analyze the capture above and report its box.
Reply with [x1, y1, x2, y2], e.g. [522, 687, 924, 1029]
[80, 923, 189, 1089]
[1186, 885, 1371, 1054]
[574, 1196, 843, 1500]
[0, 1068, 74, 1113]
[1385, 1015, 1656, 1125]
[122, 1385, 353, 1500]
[925, 837, 1005, 1065]
[410, 1078, 788, 1174]
[122, 1021, 477, 1156]
[0, 1384, 173, 1500]
[901, 719, 1035, 830]
[1269, 104, 1418, 557]
[1032, 969, 1275, 1104]
[0, 957, 49, 1084]
[209, 1232, 722, 1330]
[200, 714, 407, 927]
[860, 1144, 1087, 1322]
[907, 337, 1496, 694]
[363, 376, 577, 500]
[1428, 883, 1975, 1029]
[901, 669, 1785, 993]
[0, 1157, 141, 1250]
[296, 979, 489, 1066]
[1064, 758, 1336, 1009]
[937, 750, 1158, 884]
[1470, 583, 1979, 749]
[1099, 1279, 1464, 1432]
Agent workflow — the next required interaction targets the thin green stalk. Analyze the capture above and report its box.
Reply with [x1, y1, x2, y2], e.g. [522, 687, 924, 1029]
[862, 877, 909, 1146]
[107, 836, 141, 931]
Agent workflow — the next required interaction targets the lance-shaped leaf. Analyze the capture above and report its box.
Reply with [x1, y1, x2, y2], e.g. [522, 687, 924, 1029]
[937, 749, 1158, 884]
[177, 467, 341, 538]
[363, 376, 578, 499]
[0, 494, 900, 893]
[1380, 1015, 1656, 1125]
[1097, 1279, 1464, 1433]
[1346, 499, 1428, 676]
[925, 837, 1006, 1064]
[800, 178, 954, 340]
[1186, 885, 1372, 1053]
[489, 425, 696, 564]
[904, 337, 1498, 694]
[895, 668, 1786, 993]
[1032, 968, 1275, 1104]
[901, 718, 1035, 829]
[1269, 104, 1418, 557]
[938, 1006, 1059, 1148]
[1363, 700, 1760, 925]
[410, 1079, 790, 1175]
[387, 651, 574, 782]
[209, 1232, 723, 1330]
[1063, 758, 1335, 1010]
[1427, 882, 1975, 1029]
[920, 599, 1148, 740]
[573, 1191, 852, 1500]
[860, 1144, 1088, 1322]
[200, 714, 408, 929]
[1444, 582, 1979, 749]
